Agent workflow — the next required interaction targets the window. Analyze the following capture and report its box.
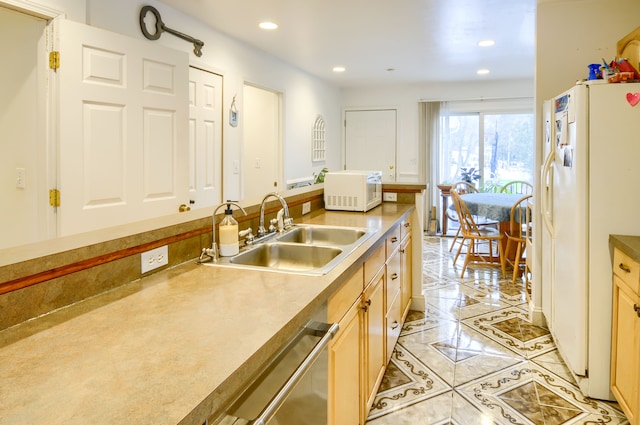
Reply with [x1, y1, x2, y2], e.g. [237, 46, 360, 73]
[440, 100, 534, 191]
[312, 115, 326, 162]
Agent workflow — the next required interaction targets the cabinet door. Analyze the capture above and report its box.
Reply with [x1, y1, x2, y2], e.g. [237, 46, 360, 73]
[329, 300, 361, 425]
[363, 269, 386, 417]
[400, 235, 413, 321]
[611, 275, 640, 423]
[386, 291, 402, 362]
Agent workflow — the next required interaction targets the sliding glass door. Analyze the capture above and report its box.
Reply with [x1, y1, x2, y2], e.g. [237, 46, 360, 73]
[441, 111, 534, 191]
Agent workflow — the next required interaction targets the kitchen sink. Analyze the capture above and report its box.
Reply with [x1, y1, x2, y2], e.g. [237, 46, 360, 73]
[275, 224, 368, 246]
[202, 224, 377, 275]
[229, 243, 342, 272]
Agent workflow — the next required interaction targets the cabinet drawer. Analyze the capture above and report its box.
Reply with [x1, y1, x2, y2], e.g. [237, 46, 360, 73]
[328, 266, 364, 324]
[401, 217, 412, 241]
[386, 225, 401, 257]
[386, 250, 401, 308]
[364, 243, 385, 284]
[613, 248, 640, 294]
[386, 291, 402, 362]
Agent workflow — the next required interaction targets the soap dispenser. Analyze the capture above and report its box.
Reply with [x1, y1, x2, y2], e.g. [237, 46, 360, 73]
[219, 202, 239, 257]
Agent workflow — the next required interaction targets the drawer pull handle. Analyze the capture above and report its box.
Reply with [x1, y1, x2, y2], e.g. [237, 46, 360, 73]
[400, 249, 405, 254]
[404, 222, 411, 228]
[618, 263, 631, 273]
[391, 237, 398, 243]
[391, 273, 399, 280]
[635, 304, 640, 314]
[391, 320, 399, 330]
[362, 299, 372, 312]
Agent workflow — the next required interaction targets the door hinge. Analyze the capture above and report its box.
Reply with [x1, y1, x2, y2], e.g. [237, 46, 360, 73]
[49, 51, 60, 70]
[49, 189, 60, 207]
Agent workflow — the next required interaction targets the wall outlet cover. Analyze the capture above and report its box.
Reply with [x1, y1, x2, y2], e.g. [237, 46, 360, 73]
[302, 201, 311, 215]
[383, 192, 397, 202]
[141, 245, 168, 274]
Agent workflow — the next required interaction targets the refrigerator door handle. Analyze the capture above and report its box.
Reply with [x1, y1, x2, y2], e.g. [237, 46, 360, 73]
[541, 150, 555, 236]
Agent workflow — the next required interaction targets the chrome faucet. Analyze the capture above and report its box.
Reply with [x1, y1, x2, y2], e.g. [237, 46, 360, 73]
[199, 200, 247, 263]
[257, 192, 292, 237]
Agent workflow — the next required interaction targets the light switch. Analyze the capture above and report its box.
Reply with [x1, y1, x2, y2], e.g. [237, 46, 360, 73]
[16, 168, 26, 189]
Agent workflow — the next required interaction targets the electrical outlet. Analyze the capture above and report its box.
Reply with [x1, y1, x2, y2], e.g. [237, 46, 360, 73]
[302, 201, 311, 215]
[383, 192, 397, 202]
[141, 245, 168, 274]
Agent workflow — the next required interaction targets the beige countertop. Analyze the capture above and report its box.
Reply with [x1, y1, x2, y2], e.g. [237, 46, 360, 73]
[610, 234, 640, 263]
[0, 204, 413, 425]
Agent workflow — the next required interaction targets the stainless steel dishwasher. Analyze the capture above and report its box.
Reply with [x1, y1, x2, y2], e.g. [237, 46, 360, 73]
[210, 307, 339, 425]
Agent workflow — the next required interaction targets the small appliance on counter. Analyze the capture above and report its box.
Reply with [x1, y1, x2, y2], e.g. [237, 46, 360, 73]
[323, 170, 382, 212]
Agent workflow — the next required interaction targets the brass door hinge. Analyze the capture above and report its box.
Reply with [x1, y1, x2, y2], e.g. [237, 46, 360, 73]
[49, 51, 60, 70]
[49, 189, 60, 207]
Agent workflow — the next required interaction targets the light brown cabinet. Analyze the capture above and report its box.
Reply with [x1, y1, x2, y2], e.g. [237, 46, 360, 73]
[328, 270, 362, 425]
[400, 223, 413, 321]
[611, 247, 640, 425]
[362, 264, 386, 418]
[328, 215, 414, 424]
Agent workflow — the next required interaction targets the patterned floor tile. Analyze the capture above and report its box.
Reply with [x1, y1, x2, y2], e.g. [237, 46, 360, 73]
[461, 306, 555, 358]
[367, 344, 451, 421]
[456, 362, 627, 424]
[364, 236, 629, 425]
[366, 391, 454, 425]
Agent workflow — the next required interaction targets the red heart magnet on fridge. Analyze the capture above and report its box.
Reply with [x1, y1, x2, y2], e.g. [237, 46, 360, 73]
[626, 92, 640, 106]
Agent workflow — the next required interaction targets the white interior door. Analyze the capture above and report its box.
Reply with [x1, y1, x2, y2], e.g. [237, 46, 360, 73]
[189, 67, 222, 209]
[56, 19, 189, 236]
[243, 84, 281, 201]
[345, 109, 397, 183]
[0, 7, 47, 249]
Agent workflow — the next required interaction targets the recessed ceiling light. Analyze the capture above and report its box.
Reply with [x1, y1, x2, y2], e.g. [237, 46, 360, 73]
[477, 69, 490, 75]
[259, 22, 278, 30]
[478, 40, 495, 47]
[333, 66, 346, 73]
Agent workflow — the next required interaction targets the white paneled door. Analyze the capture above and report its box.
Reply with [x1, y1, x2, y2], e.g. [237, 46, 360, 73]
[345, 109, 397, 183]
[56, 19, 189, 236]
[243, 84, 281, 201]
[188, 67, 223, 210]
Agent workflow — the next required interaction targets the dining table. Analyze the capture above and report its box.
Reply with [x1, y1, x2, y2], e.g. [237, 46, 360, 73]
[453, 192, 528, 256]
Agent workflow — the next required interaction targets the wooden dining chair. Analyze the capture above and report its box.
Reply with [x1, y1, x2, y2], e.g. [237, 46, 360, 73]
[447, 182, 499, 264]
[500, 180, 533, 195]
[450, 189, 506, 277]
[447, 181, 494, 247]
[505, 194, 533, 283]
[447, 182, 476, 251]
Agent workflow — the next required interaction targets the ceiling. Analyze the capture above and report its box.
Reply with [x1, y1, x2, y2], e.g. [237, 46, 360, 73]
[156, 0, 536, 88]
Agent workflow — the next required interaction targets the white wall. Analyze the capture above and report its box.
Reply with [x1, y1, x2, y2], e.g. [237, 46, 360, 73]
[532, 0, 640, 314]
[341, 79, 534, 183]
[83, 0, 342, 201]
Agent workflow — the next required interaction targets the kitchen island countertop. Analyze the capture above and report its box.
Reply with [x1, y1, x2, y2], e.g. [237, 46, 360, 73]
[0, 203, 414, 425]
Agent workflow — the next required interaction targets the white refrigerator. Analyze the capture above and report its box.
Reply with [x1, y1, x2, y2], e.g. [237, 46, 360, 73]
[541, 81, 640, 400]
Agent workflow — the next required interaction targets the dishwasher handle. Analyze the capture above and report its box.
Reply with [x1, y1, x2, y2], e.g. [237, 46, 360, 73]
[250, 322, 339, 425]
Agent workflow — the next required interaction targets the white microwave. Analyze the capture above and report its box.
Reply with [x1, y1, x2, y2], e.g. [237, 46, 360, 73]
[324, 170, 382, 212]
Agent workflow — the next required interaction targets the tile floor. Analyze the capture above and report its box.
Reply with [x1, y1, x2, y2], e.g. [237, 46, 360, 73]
[365, 235, 628, 425]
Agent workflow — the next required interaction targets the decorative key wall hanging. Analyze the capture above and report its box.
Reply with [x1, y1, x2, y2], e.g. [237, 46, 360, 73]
[139, 5, 204, 57]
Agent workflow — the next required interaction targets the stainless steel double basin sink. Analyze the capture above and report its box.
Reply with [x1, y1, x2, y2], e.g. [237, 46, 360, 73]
[207, 224, 377, 275]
